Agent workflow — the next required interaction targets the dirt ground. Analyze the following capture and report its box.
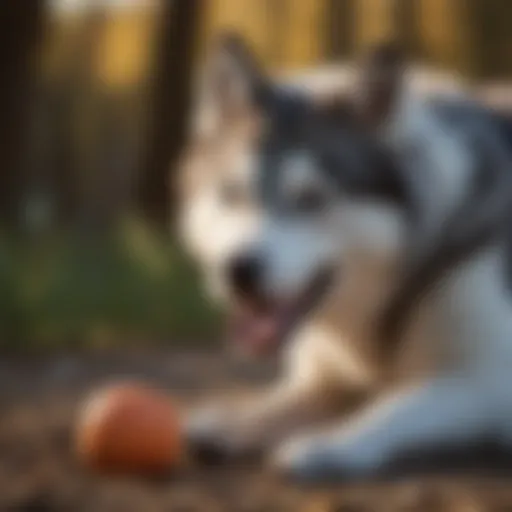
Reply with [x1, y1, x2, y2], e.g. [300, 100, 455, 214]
[2, 350, 512, 512]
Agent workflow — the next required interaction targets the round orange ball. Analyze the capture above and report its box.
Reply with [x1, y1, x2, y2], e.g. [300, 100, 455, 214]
[75, 382, 182, 475]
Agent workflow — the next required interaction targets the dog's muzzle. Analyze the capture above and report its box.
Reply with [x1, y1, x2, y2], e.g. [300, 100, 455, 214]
[226, 256, 335, 357]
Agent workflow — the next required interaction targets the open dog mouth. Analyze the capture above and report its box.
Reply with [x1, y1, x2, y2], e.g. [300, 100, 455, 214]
[227, 269, 334, 357]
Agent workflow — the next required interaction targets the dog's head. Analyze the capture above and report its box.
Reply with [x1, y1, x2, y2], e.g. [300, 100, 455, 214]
[178, 34, 269, 307]
[179, 36, 414, 356]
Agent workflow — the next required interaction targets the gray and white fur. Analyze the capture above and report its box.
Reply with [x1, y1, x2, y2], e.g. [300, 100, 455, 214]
[179, 35, 512, 482]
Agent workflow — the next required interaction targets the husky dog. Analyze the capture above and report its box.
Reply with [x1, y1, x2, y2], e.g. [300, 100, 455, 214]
[179, 35, 512, 481]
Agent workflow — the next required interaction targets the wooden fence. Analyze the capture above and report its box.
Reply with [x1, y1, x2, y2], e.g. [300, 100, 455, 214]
[5, 1, 507, 231]
[203, 0, 511, 79]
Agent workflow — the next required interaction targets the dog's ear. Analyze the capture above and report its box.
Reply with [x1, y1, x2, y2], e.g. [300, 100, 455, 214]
[353, 41, 406, 129]
[196, 32, 270, 134]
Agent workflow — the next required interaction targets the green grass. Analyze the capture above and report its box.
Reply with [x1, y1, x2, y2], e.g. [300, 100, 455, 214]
[0, 221, 222, 351]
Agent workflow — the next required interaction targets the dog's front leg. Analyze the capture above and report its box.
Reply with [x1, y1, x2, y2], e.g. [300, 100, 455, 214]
[186, 326, 370, 462]
[274, 374, 495, 482]
[186, 378, 342, 462]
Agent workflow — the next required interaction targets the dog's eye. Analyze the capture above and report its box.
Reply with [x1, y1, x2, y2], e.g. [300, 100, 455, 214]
[219, 181, 249, 207]
[291, 188, 326, 214]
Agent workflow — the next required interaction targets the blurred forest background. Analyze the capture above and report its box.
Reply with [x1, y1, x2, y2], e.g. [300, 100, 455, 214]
[0, 0, 510, 350]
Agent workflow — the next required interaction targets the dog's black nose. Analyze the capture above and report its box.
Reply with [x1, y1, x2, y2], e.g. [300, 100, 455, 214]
[228, 253, 262, 297]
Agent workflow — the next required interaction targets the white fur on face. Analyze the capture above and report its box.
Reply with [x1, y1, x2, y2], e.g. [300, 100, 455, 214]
[260, 215, 340, 299]
[256, 153, 407, 302]
[258, 153, 342, 299]
[179, 149, 260, 302]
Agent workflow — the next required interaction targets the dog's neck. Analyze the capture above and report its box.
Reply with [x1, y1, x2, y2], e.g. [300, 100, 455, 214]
[306, 244, 510, 383]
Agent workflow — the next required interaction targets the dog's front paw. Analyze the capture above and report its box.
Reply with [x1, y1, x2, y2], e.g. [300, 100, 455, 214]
[272, 435, 338, 483]
[185, 404, 262, 465]
[272, 433, 369, 484]
[185, 404, 236, 464]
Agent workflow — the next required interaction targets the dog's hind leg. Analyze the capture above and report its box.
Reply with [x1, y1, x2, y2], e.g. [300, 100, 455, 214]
[273, 373, 498, 482]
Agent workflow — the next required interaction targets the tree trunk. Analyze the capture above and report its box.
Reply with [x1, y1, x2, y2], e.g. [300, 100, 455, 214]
[139, 0, 203, 228]
[0, 1, 45, 230]
[325, 0, 355, 60]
